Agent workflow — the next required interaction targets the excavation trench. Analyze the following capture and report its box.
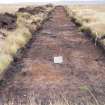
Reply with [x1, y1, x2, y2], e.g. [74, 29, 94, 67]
[0, 6, 105, 104]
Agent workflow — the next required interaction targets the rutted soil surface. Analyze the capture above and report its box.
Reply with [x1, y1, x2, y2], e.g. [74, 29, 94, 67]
[0, 6, 105, 104]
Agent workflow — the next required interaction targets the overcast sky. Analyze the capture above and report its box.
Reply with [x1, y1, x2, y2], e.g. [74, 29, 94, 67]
[0, 0, 101, 4]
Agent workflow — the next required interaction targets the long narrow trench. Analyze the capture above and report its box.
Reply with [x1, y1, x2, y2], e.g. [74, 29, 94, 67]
[0, 6, 105, 104]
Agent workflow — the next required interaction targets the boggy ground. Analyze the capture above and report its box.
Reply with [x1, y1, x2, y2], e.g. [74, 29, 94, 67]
[0, 6, 105, 105]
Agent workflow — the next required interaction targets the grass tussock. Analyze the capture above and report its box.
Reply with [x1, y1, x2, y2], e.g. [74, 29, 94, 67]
[0, 5, 54, 76]
[1, 27, 31, 55]
[65, 5, 105, 47]
[0, 53, 13, 73]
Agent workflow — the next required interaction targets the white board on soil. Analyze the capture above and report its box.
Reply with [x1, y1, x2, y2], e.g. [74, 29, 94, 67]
[54, 56, 63, 64]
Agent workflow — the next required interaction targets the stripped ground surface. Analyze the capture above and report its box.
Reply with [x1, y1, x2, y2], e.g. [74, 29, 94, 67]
[0, 6, 105, 104]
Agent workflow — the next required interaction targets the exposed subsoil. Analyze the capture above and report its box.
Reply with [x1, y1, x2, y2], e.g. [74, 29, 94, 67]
[0, 6, 105, 104]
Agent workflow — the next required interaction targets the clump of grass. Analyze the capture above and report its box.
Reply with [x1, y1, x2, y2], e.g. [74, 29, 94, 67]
[65, 5, 105, 47]
[80, 22, 105, 39]
[0, 53, 13, 73]
[16, 12, 44, 31]
[0, 5, 54, 77]
[2, 41, 20, 55]
[1, 27, 32, 55]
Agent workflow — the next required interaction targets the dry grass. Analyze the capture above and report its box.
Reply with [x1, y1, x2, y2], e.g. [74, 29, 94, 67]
[66, 5, 105, 47]
[2, 27, 32, 55]
[1, 89, 101, 105]
[0, 53, 13, 73]
[0, 5, 54, 76]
